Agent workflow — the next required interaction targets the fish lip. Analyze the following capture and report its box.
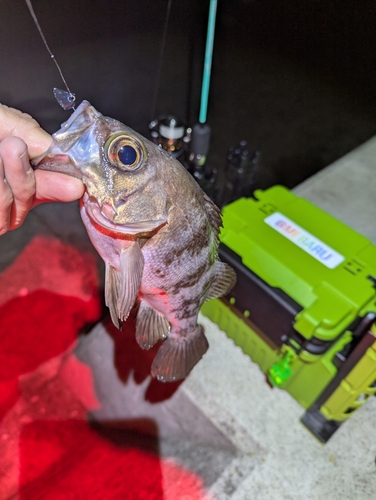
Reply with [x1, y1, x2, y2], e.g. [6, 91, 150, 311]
[82, 193, 167, 236]
[31, 152, 83, 180]
[84, 193, 119, 229]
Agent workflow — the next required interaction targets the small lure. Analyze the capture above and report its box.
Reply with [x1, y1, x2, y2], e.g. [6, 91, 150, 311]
[53, 88, 76, 111]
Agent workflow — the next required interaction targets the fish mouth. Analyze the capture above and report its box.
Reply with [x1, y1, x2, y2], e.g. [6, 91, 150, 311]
[31, 100, 100, 179]
[82, 193, 167, 237]
[32, 152, 82, 180]
[84, 193, 120, 232]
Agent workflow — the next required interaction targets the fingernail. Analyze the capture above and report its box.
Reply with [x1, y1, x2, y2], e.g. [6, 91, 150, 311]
[19, 149, 33, 174]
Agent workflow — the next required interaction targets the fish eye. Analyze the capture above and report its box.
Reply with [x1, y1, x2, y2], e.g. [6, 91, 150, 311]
[105, 132, 147, 171]
[118, 145, 137, 165]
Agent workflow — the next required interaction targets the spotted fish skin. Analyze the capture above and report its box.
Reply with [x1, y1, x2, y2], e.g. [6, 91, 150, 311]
[34, 101, 236, 381]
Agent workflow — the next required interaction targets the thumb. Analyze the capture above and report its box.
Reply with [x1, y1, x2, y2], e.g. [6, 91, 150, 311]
[33, 170, 85, 206]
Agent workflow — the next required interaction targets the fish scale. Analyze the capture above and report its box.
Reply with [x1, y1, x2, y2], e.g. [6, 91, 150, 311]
[33, 101, 236, 382]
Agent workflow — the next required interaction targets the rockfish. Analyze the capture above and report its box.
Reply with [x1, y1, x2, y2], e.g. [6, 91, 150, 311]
[34, 101, 236, 381]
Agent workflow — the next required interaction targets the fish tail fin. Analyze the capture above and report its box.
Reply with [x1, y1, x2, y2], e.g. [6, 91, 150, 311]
[151, 325, 209, 382]
[136, 300, 170, 350]
[205, 261, 236, 301]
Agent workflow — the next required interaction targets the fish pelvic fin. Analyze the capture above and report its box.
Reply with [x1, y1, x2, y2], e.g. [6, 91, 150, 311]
[205, 261, 237, 301]
[105, 240, 144, 328]
[136, 300, 170, 350]
[151, 325, 209, 382]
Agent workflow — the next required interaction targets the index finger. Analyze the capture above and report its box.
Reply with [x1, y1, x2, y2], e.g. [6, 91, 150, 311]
[0, 104, 52, 157]
[0, 136, 36, 230]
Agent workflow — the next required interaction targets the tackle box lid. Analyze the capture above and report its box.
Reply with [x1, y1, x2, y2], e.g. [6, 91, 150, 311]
[220, 186, 376, 341]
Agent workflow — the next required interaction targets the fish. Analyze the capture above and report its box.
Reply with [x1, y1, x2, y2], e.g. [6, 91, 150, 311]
[33, 101, 236, 382]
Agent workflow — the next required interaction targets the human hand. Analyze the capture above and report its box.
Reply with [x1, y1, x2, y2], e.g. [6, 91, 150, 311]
[0, 104, 84, 235]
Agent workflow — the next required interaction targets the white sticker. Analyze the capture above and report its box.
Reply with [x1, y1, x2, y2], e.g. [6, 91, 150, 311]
[264, 212, 345, 269]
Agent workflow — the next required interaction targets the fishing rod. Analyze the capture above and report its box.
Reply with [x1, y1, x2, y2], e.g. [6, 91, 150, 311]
[149, 0, 219, 201]
[189, 0, 217, 170]
[147, 0, 260, 206]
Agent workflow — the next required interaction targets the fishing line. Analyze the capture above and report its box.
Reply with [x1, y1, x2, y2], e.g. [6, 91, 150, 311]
[150, 0, 173, 121]
[24, 0, 76, 109]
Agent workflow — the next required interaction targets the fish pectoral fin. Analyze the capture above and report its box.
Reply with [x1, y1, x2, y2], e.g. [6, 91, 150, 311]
[118, 240, 144, 322]
[205, 261, 237, 301]
[105, 262, 121, 329]
[136, 300, 170, 350]
[105, 241, 144, 327]
[151, 325, 209, 382]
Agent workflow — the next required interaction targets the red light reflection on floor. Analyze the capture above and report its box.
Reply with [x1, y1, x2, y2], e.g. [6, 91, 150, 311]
[17, 419, 208, 500]
[0, 236, 209, 499]
[0, 236, 99, 307]
[19, 420, 165, 500]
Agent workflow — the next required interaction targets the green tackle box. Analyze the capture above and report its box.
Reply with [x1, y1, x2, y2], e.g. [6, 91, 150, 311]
[201, 185, 376, 442]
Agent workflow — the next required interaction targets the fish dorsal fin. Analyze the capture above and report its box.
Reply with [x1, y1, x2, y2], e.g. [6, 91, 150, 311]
[205, 261, 237, 301]
[105, 240, 144, 327]
[203, 193, 222, 236]
[136, 300, 170, 350]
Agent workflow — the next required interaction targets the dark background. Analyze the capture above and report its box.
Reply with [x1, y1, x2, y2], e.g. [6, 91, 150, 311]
[1, 0, 376, 189]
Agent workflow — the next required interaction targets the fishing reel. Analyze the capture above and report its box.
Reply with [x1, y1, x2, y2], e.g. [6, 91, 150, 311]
[149, 116, 192, 161]
[149, 116, 219, 201]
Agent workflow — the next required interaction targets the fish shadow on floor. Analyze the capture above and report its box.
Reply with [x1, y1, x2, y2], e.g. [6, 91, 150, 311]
[90, 417, 161, 454]
[103, 315, 183, 404]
